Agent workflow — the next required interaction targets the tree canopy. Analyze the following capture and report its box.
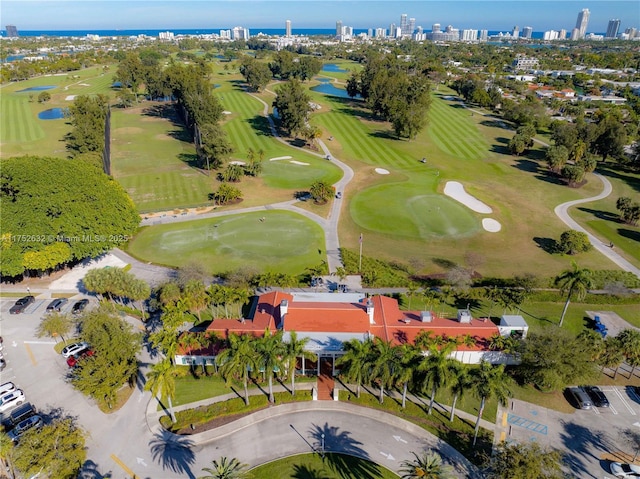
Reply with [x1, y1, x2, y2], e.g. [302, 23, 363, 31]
[272, 79, 312, 137]
[0, 156, 139, 278]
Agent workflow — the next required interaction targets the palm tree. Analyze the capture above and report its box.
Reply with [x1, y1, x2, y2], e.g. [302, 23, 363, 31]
[554, 262, 594, 327]
[256, 329, 285, 403]
[0, 430, 15, 479]
[369, 339, 401, 404]
[617, 329, 640, 376]
[218, 333, 258, 406]
[309, 180, 333, 204]
[405, 283, 419, 310]
[283, 331, 315, 395]
[198, 457, 249, 479]
[469, 361, 513, 446]
[418, 344, 458, 415]
[183, 280, 209, 323]
[396, 344, 419, 409]
[336, 338, 372, 398]
[599, 336, 625, 378]
[448, 363, 468, 422]
[145, 358, 177, 423]
[399, 451, 454, 479]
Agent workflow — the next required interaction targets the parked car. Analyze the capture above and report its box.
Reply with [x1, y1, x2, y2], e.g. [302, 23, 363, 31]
[46, 298, 68, 312]
[67, 349, 94, 368]
[61, 342, 89, 359]
[0, 389, 25, 413]
[71, 299, 89, 314]
[584, 386, 610, 407]
[9, 296, 35, 314]
[7, 414, 42, 442]
[0, 382, 17, 397]
[9, 402, 36, 426]
[610, 462, 640, 478]
[567, 386, 592, 410]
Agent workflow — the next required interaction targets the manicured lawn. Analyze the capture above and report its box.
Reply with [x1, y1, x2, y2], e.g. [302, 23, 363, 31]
[251, 453, 399, 479]
[127, 210, 326, 275]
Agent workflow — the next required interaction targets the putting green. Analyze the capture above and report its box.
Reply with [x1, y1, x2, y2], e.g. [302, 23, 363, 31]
[127, 210, 325, 275]
[351, 184, 479, 239]
[262, 158, 342, 189]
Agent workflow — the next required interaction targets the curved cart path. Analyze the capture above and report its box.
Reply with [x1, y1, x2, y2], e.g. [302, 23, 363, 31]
[554, 173, 640, 278]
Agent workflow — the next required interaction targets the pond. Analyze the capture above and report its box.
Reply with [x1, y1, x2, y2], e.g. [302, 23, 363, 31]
[311, 81, 359, 99]
[17, 85, 56, 93]
[38, 108, 68, 120]
[322, 63, 348, 73]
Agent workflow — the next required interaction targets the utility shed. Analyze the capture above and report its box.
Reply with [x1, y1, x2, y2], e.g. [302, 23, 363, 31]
[498, 315, 528, 339]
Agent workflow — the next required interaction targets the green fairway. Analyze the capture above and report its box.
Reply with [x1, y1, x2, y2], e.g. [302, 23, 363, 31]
[127, 210, 325, 275]
[250, 453, 399, 479]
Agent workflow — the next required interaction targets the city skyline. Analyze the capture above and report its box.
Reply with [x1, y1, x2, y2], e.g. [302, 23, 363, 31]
[2, 1, 638, 33]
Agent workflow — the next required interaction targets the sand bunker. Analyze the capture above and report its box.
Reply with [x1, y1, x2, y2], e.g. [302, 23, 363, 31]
[65, 95, 76, 101]
[482, 218, 502, 232]
[222, 111, 232, 115]
[444, 182, 492, 214]
[269, 156, 293, 162]
[290, 160, 309, 165]
[229, 160, 246, 165]
[375, 168, 390, 175]
[79, 83, 90, 86]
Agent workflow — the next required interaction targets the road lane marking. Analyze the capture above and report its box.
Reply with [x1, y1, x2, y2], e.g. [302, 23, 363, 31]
[110, 454, 140, 479]
[24, 344, 36, 366]
[611, 387, 636, 415]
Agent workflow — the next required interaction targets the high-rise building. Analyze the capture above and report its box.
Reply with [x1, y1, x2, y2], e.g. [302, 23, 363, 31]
[408, 18, 416, 35]
[5, 25, 18, 37]
[285, 20, 291, 38]
[606, 19, 621, 38]
[389, 23, 397, 37]
[480, 29, 488, 42]
[400, 14, 408, 35]
[575, 8, 590, 39]
[522, 26, 533, 39]
[336, 20, 342, 37]
[512, 26, 519, 38]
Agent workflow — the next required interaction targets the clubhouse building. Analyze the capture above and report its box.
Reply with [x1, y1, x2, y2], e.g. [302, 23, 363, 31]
[175, 291, 528, 373]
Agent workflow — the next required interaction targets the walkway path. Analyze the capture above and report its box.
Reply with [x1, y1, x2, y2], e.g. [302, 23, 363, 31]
[554, 173, 640, 278]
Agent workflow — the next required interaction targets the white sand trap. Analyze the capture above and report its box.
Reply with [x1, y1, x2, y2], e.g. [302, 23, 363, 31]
[444, 181, 492, 214]
[222, 111, 232, 115]
[375, 168, 390, 175]
[482, 218, 502, 232]
[49, 253, 127, 291]
[269, 156, 293, 162]
[65, 95, 76, 101]
[229, 160, 246, 165]
[290, 160, 309, 166]
[79, 83, 90, 86]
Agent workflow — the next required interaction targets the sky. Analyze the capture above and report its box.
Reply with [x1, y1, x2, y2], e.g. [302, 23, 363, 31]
[1, 0, 639, 32]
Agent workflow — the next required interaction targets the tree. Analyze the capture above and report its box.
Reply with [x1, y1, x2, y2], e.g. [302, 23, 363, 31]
[417, 344, 458, 415]
[239, 57, 272, 92]
[36, 312, 73, 344]
[558, 230, 592, 255]
[336, 339, 372, 398]
[37, 91, 51, 103]
[272, 79, 312, 137]
[0, 430, 15, 479]
[198, 457, 249, 479]
[13, 418, 86, 479]
[0, 156, 139, 279]
[218, 333, 258, 406]
[199, 123, 234, 171]
[508, 134, 527, 156]
[65, 95, 109, 156]
[256, 329, 285, 403]
[183, 280, 209, 322]
[517, 328, 598, 392]
[396, 344, 419, 409]
[448, 363, 469, 422]
[554, 261, 594, 327]
[145, 358, 177, 423]
[616, 197, 640, 226]
[309, 180, 333, 204]
[545, 145, 569, 172]
[617, 329, 640, 376]
[484, 442, 565, 479]
[599, 336, 625, 378]
[283, 331, 315, 395]
[399, 451, 454, 479]
[369, 339, 401, 404]
[469, 361, 512, 445]
[220, 163, 245, 183]
[212, 183, 242, 205]
[560, 164, 585, 187]
[593, 114, 627, 161]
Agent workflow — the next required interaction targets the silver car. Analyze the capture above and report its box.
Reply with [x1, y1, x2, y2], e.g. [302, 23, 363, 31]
[610, 462, 640, 478]
[0, 389, 25, 413]
[0, 382, 16, 397]
[61, 342, 89, 359]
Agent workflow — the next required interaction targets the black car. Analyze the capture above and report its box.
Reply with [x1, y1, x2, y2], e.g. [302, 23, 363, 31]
[46, 298, 68, 312]
[71, 299, 89, 314]
[584, 386, 610, 407]
[9, 296, 35, 314]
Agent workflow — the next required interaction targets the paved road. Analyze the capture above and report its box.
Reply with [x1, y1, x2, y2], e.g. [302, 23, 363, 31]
[554, 173, 640, 279]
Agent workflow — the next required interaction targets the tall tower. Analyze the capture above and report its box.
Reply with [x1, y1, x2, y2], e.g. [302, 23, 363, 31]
[336, 20, 343, 37]
[400, 14, 408, 35]
[409, 18, 416, 35]
[285, 19, 291, 37]
[575, 8, 590, 39]
[522, 26, 533, 39]
[606, 19, 621, 38]
[5, 25, 18, 37]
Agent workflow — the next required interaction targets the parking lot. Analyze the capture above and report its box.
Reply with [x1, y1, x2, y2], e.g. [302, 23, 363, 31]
[502, 385, 640, 478]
